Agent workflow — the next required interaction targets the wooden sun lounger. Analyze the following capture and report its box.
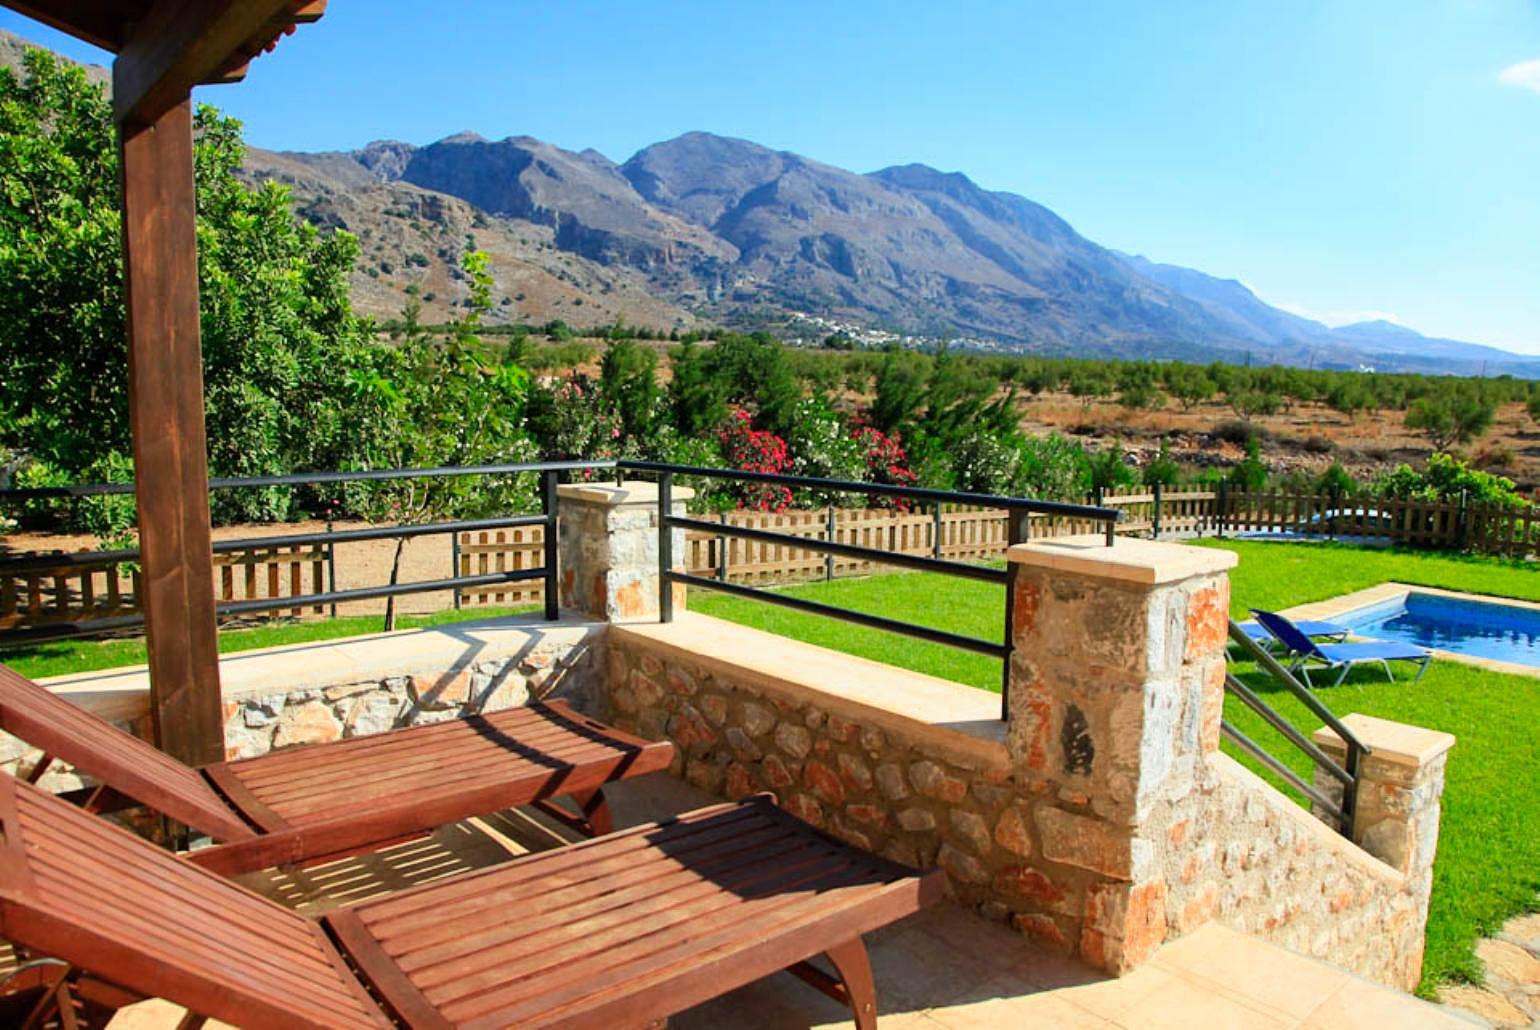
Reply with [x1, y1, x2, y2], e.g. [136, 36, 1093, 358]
[0, 776, 941, 1028]
[0, 664, 673, 875]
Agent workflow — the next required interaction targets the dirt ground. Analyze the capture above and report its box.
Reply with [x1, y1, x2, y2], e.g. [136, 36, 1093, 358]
[1014, 393, 1540, 495]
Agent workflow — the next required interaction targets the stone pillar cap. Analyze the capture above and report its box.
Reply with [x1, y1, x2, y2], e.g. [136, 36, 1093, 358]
[556, 480, 695, 505]
[1006, 534, 1237, 585]
[1312, 713, 1455, 767]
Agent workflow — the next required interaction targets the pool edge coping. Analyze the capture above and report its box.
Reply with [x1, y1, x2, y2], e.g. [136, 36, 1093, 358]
[1281, 582, 1540, 680]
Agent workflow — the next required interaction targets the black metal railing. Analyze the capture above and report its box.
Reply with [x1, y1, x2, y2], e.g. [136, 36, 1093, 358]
[1, 459, 1120, 723]
[1221, 619, 1370, 836]
[0, 459, 616, 645]
[618, 462, 1122, 721]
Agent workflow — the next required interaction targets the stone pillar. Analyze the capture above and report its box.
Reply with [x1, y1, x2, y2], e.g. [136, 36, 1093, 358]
[1313, 714, 1454, 987]
[1005, 535, 1237, 974]
[557, 481, 692, 622]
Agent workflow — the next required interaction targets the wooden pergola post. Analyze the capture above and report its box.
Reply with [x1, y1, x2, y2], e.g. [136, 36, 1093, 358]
[119, 97, 223, 767]
[2, 0, 325, 764]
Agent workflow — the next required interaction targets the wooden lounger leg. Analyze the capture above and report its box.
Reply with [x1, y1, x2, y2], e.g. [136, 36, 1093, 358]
[574, 787, 613, 837]
[788, 937, 877, 1030]
[531, 788, 613, 837]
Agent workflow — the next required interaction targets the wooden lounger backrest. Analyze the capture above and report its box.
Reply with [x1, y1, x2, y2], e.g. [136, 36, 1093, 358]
[0, 665, 254, 841]
[0, 774, 388, 1029]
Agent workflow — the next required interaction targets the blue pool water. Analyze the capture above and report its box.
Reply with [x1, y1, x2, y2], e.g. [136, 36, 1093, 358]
[1341, 592, 1540, 669]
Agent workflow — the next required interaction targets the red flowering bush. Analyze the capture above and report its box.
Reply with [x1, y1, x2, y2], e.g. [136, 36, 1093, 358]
[854, 425, 917, 509]
[718, 409, 793, 511]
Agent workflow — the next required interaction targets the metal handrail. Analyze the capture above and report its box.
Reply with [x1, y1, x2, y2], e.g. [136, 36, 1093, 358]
[620, 459, 1123, 543]
[639, 468, 1118, 721]
[1223, 618, 1370, 836]
[0, 458, 618, 501]
[1226, 620, 1371, 756]
[1, 461, 1121, 717]
[0, 462, 607, 647]
[664, 513, 1011, 585]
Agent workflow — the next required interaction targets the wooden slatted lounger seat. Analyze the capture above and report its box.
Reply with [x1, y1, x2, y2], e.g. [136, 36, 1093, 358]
[0, 664, 673, 875]
[0, 776, 942, 1028]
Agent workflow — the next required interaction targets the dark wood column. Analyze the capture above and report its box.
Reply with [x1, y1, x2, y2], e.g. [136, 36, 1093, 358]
[119, 98, 223, 767]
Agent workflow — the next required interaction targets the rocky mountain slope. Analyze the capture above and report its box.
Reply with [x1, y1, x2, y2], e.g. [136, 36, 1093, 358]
[4, 28, 1533, 372]
[266, 126, 1537, 373]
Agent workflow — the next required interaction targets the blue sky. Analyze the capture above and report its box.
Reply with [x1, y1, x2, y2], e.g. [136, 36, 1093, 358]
[5, 1, 1539, 355]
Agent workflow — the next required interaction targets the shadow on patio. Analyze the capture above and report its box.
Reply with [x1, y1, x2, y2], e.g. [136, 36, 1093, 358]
[106, 774, 1472, 1030]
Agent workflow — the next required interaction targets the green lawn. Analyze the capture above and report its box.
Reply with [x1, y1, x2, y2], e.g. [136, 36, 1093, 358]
[1, 604, 537, 680]
[691, 540, 1540, 995]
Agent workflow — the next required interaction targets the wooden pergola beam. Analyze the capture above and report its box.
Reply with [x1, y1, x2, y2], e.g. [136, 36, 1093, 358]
[119, 97, 224, 766]
[0, 0, 148, 52]
[113, 0, 300, 126]
[3, 0, 325, 763]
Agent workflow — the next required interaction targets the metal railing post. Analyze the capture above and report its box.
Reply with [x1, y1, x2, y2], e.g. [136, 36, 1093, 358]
[658, 472, 674, 623]
[541, 469, 560, 621]
[450, 529, 462, 611]
[1216, 480, 1228, 538]
[824, 506, 836, 581]
[717, 512, 729, 581]
[1151, 482, 1162, 540]
[325, 520, 338, 619]
[1000, 508, 1028, 720]
[932, 501, 942, 559]
[1341, 739, 1362, 839]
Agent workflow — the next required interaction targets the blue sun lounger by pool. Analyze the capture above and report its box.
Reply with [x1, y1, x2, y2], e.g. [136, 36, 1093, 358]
[1249, 609, 1433, 688]
[1236, 618, 1348, 646]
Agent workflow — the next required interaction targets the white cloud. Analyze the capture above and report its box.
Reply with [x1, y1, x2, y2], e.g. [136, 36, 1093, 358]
[1498, 59, 1540, 93]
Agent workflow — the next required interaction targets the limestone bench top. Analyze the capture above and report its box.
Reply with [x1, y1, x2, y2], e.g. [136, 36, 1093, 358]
[612, 612, 1011, 773]
[36, 614, 607, 724]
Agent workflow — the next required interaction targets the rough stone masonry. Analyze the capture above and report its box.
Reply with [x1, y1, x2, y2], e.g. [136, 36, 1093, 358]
[600, 533, 1452, 990]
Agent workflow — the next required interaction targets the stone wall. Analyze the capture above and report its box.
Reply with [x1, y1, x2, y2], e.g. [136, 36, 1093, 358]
[220, 637, 598, 761]
[601, 531, 1452, 992]
[1198, 755, 1426, 988]
[602, 623, 1032, 920]
[557, 481, 690, 622]
[1, 618, 604, 782]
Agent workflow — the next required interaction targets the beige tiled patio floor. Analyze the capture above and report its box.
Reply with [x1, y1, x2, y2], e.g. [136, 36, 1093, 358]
[109, 773, 1477, 1029]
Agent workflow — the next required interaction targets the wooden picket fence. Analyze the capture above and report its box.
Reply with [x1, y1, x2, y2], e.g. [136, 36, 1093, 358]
[448, 484, 1533, 598]
[1218, 489, 1539, 556]
[0, 544, 328, 633]
[455, 527, 547, 606]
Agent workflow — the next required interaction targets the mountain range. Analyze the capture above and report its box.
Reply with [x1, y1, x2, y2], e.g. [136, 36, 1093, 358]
[5, 29, 1534, 376]
[252, 129, 1537, 376]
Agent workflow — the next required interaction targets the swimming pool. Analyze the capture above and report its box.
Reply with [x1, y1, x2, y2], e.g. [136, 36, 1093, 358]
[1340, 591, 1540, 670]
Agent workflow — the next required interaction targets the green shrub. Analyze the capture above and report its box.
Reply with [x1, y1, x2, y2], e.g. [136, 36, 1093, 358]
[1228, 437, 1268, 491]
[1142, 437, 1180, 487]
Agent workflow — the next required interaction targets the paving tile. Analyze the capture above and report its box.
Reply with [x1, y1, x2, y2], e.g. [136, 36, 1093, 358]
[1498, 913, 1540, 953]
[1153, 925, 1351, 1021]
[1054, 963, 1178, 1023]
[1304, 979, 1486, 1029]
[672, 972, 861, 1029]
[1435, 984, 1531, 1027]
[926, 981, 1116, 1029]
[1113, 972, 1292, 1029]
